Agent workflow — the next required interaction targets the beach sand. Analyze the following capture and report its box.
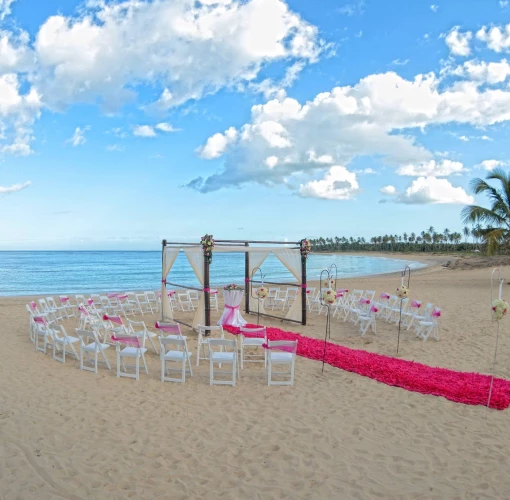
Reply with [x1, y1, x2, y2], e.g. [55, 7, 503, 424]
[1, 255, 510, 499]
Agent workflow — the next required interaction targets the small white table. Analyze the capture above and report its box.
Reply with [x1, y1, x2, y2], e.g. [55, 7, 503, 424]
[218, 290, 247, 327]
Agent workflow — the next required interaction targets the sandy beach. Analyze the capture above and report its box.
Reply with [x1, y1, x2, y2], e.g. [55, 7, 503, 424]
[2, 255, 510, 499]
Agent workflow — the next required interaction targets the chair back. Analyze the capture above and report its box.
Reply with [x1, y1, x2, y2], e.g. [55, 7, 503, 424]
[160, 336, 187, 353]
[155, 322, 182, 335]
[76, 328, 98, 346]
[240, 327, 266, 339]
[208, 338, 236, 353]
[197, 324, 224, 338]
[266, 340, 297, 355]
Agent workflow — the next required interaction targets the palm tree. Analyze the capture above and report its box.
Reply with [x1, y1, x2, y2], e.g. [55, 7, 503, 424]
[461, 168, 510, 255]
[463, 226, 470, 244]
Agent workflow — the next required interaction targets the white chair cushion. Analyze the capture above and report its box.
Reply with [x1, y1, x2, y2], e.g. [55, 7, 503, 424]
[119, 346, 147, 357]
[164, 350, 191, 360]
[211, 352, 235, 362]
[270, 352, 293, 362]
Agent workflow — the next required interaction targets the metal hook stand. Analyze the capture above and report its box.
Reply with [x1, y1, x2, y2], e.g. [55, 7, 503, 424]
[320, 268, 334, 373]
[397, 265, 411, 355]
[250, 266, 265, 327]
[487, 268, 505, 411]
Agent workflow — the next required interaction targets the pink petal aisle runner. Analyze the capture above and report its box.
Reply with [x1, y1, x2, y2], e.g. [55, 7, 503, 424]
[224, 324, 510, 410]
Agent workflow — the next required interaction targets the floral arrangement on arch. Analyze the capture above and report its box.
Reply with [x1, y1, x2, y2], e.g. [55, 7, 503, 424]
[322, 289, 336, 306]
[224, 284, 242, 292]
[300, 238, 312, 259]
[201, 234, 215, 263]
[492, 298, 509, 320]
[257, 286, 269, 300]
[396, 285, 408, 299]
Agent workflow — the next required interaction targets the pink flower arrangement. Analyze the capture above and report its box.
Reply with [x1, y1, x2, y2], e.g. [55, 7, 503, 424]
[201, 234, 215, 263]
[300, 238, 312, 259]
[224, 284, 242, 291]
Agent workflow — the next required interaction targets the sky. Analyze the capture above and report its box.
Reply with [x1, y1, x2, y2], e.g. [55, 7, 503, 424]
[1, 0, 510, 250]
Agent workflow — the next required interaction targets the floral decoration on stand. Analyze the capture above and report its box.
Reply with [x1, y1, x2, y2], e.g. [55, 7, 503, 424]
[300, 238, 312, 260]
[322, 278, 335, 289]
[322, 289, 336, 306]
[224, 284, 243, 291]
[396, 285, 408, 299]
[201, 234, 214, 264]
[492, 299, 509, 320]
[257, 286, 269, 300]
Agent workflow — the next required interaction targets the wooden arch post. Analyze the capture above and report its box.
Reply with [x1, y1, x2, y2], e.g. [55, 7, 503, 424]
[204, 252, 211, 328]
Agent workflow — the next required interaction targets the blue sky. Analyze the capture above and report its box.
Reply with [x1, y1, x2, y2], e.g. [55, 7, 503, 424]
[1, 0, 510, 250]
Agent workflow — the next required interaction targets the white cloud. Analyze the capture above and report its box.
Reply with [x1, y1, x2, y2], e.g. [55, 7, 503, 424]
[381, 177, 474, 204]
[133, 125, 156, 137]
[32, 0, 323, 112]
[430, 4, 438, 12]
[198, 126, 238, 159]
[397, 159, 464, 177]
[155, 122, 179, 133]
[476, 24, 510, 52]
[459, 135, 469, 142]
[452, 59, 510, 84]
[106, 144, 124, 152]
[478, 159, 506, 170]
[66, 126, 90, 146]
[0, 30, 34, 74]
[0, 180, 30, 194]
[0, 0, 16, 21]
[500, 1, 508, 7]
[445, 27, 472, 56]
[337, 0, 365, 16]
[392, 58, 409, 66]
[355, 168, 377, 174]
[298, 166, 359, 200]
[480, 135, 492, 141]
[380, 185, 397, 195]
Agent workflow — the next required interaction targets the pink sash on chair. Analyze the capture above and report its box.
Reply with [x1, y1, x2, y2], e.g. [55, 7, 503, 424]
[117, 294, 128, 300]
[33, 316, 47, 325]
[359, 297, 371, 305]
[262, 342, 296, 353]
[240, 328, 265, 338]
[370, 305, 379, 313]
[60, 297, 69, 304]
[411, 300, 422, 309]
[379, 293, 390, 300]
[432, 308, 441, 318]
[78, 306, 89, 316]
[111, 335, 141, 347]
[154, 322, 181, 334]
[87, 298, 94, 305]
[103, 314, 123, 325]
[30, 301, 37, 311]
[107, 293, 118, 298]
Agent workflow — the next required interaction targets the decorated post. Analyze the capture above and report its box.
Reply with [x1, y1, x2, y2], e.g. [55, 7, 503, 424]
[250, 266, 267, 327]
[300, 238, 312, 326]
[201, 234, 214, 328]
[396, 265, 411, 354]
[319, 268, 337, 373]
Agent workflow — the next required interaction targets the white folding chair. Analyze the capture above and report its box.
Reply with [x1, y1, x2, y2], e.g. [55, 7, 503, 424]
[178, 293, 194, 311]
[267, 340, 297, 386]
[405, 302, 433, 331]
[272, 289, 287, 311]
[117, 294, 136, 316]
[126, 319, 159, 354]
[38, 299, 58, 323]
[52, 325, 80, 363]
[154, 321, 184, 339]
[267, 287, 279, 308]
[46, 297, 66, 321]
[187, 290, 199, 310]
[112, 331, 148, 381]
[196, 324, 224, 366]
[144, 291, 159, 313]
[417, 308, 440, 342]
[358, 306, 377, 337]
[239, 326, 267, 368]
[33, 316, 54, 354]
[76, 328, 111, 373]
[209, 290, 219, 311]
[160, 337, 193, 383]
[58, 296, 76, 318]
[208, 338, 239, 386]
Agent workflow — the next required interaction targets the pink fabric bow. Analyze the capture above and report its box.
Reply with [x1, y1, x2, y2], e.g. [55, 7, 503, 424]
[411, 300, 422, 309]
[262, 342, 295, 353]
[360, 298, 371, 305]
[161, 279, 167, 284]
[78, 306, 89, 315]
[244, 278, 250, 283]
[103, 314, 123, 325]
[224, 304, 239, 324]
[168, 290, 176, 296]
[155, 321, 181, 334]
[210, 289, 218, 294]
[107, 293, 117, 298]
[338, 289, 349, 293]
[379, 293, 390, 300]
[87, 298, 94, 305]
[301, 284, 308, 289]
[370, 305, 379, 313]
[241, 328, 265, 338]
[117, 294, 128, 300]
[30, 301, 37, 310]
[432, 308, 441, 318]
[336, 292, 344, 298]
[33, 316, 47, 325]
[60, 297, 69, 303]
[111, 335, 141, 347]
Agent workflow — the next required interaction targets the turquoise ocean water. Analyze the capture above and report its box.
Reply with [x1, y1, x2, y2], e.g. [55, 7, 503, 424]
[0, 251, 426, 296]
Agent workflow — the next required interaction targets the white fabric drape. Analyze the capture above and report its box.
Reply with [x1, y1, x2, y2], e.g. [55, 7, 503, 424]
[248, 251, 270, 315]
[274, 248, 303, 322]
[183, 247, 205, 330]
[218, 290, 247, 327]
[162, 247, 180, 321]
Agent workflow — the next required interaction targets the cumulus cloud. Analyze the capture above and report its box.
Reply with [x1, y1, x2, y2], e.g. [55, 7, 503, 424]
[478, 159, 506, 170]
[396, 159, 464, 177]
[477, 23, 510, 52]
[66, 126, 90, 146]
[445, 27, 472, 56]
[106, 144, 124, 152]
[392, 59, 409, 66]
[32, 0, 323, 111]
[133, 125, 156, 137]
[298, 166, 359, 200]
[380, 177, 473, 204]
[451, 58, 510, 84]
[0, 180, 30, 194]
[155, 122, 179, 133]
[188, 66, 510, 194]
[337, 0, 365, 16]
[0, 0, 16, 21]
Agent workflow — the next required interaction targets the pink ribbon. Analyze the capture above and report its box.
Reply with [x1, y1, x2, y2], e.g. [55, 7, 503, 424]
[154, 321, 181, 334]
[30, 301, 37, 310]
[240, 328, 265, 338]
[33, 316, 47, 325]
[432, 308, 441, 318]
[78, 306, 89, 315]
[161, 279, 167, 284]
[360, 297, 371, 305]
[370, 305, 379, 313]
[87, 298, 94, 305]
[379, 293, 390, 300]
[335, 292, 344, 298]
[244, 278, 250, 283]
[107, 293, 118, 298]
[301, 284, 308, 288]
[411, 300, 422, 309]
[103, 314, 123, 325]
[117, 294, 128, 300]
[337, 289, 349, 294]
[224, 304, 239, 324]
[60, 297, 69, 303]
[262, 342, 295, 353]
[111, 335, 141, 347]
[168, 290, 176, 296]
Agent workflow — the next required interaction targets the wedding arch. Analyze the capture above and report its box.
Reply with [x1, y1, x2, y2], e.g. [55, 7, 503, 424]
[161, 238, 309, 329]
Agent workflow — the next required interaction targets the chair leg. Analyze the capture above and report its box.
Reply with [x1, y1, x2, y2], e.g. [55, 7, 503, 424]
[141, 352, 149, 374]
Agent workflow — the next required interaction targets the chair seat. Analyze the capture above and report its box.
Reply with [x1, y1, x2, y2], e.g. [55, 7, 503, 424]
[164, 350, 192, 361]
[270, 352, 293, 362]
[84, 342, 110, 352]
[243, 338, 265, 346]
[211, 352, 235, 362]
[164, 334, 187, 340]
[419, 320, 433, 326]
[56, 336, 80, 344]
[119, 346, 147, 357]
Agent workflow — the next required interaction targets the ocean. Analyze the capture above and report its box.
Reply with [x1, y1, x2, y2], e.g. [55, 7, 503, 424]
[0, 251, 426, 296]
